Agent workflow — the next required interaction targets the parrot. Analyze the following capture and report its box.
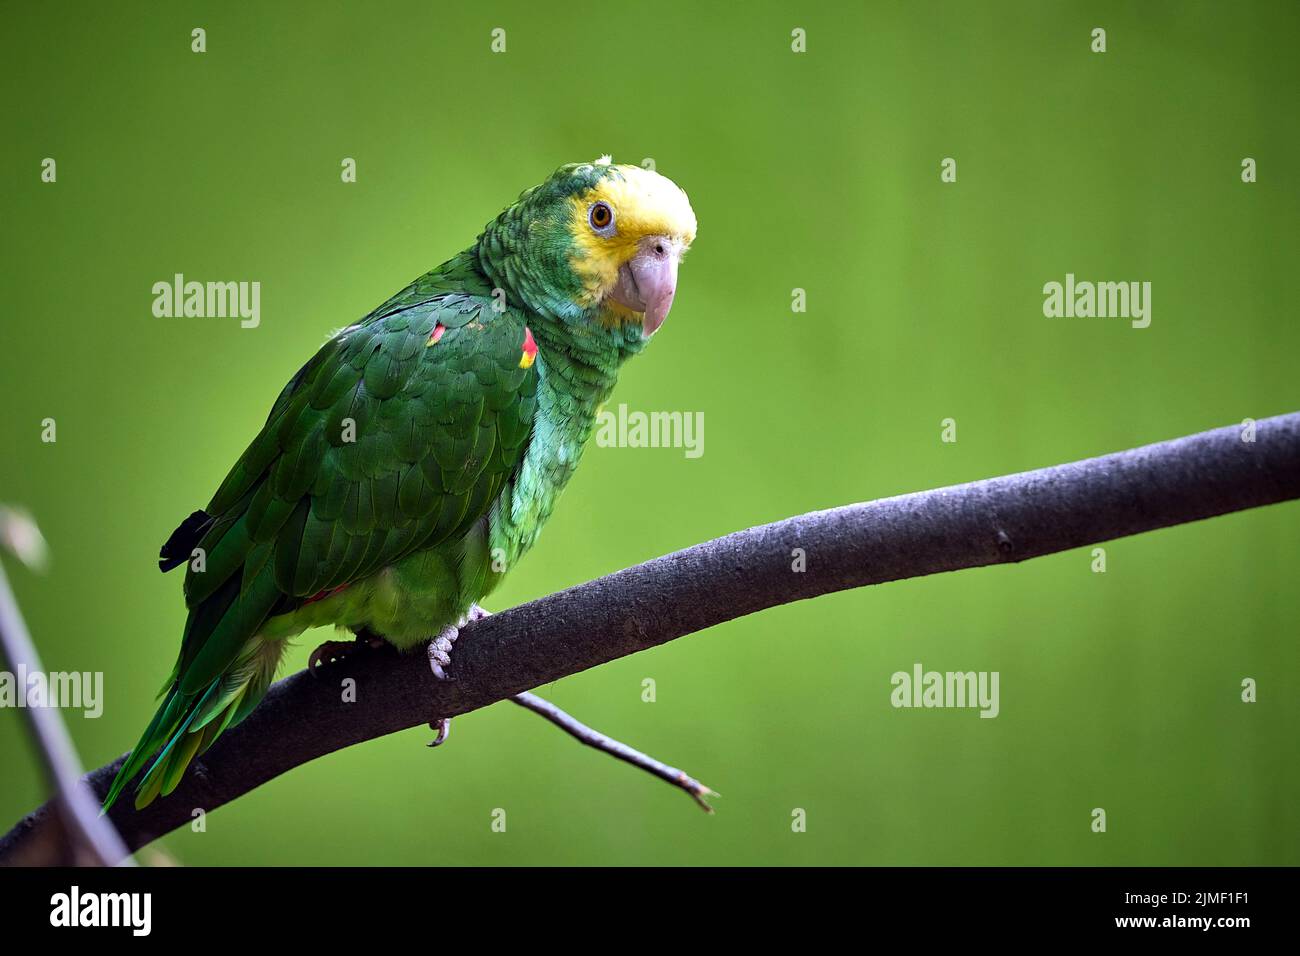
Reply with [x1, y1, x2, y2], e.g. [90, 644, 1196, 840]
[103, 157, 697, 811]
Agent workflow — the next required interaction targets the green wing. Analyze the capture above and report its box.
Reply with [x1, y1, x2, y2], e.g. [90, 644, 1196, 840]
[177, 290, 537, 690]
[105, 261, 538, 809]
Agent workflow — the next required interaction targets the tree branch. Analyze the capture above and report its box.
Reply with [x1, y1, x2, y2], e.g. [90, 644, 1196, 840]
[3, 413, 1297, 865]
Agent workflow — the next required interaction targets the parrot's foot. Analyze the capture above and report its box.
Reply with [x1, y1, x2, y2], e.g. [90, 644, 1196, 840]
[425, 628, 458, 683]
[308, 630, 385, 677]
[426, 605, 490, 747]
[425, 604, 489, 681]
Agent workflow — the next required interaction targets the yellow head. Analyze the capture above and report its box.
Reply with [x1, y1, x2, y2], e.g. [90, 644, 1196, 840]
[566, 157, 697, 336]
[477, 157, 698, 339]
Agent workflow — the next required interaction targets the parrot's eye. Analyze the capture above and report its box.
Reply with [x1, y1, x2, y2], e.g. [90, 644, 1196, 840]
[588, 201, 615, 235]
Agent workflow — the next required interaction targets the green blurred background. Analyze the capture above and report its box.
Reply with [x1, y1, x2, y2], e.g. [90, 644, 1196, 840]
[2, 1, 1297, 865]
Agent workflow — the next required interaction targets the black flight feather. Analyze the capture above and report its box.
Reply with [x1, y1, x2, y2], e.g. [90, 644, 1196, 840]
[159, 509, 214, 572]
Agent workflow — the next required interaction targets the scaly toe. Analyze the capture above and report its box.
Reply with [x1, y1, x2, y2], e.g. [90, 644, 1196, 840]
[425, 615, 475, 738]
[426, 626, 460, 682]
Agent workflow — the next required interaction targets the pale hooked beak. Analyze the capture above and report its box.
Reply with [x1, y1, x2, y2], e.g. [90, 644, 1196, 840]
[608, 235, 682, 337]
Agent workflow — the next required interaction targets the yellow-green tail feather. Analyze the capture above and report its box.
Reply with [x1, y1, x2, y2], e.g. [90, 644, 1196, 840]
[102, 634, 283, 812]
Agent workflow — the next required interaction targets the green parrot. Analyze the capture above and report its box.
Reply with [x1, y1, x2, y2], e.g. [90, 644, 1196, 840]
[104, 157, 697, 811]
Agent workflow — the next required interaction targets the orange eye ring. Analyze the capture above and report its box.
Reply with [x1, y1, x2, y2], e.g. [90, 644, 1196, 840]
[588, 201, 614, 233]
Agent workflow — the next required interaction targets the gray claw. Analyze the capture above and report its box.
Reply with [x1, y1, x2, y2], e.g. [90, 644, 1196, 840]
[428, 717, 451, 747]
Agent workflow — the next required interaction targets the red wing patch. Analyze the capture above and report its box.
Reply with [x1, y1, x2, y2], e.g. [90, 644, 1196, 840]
[519, 326, 538, 369]
[304, 583, 349, 606]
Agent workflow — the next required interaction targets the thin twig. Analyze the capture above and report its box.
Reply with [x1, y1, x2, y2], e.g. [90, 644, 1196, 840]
[511, 691, 717, 812]
[0, 511, 133, 867]
[2, 413, 1298, 864]
[470, 604, 714, 811]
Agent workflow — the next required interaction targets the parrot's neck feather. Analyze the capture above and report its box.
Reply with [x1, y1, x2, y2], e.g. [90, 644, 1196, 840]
[469, 238, 645, 567]
[489, 320, 628, 570]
